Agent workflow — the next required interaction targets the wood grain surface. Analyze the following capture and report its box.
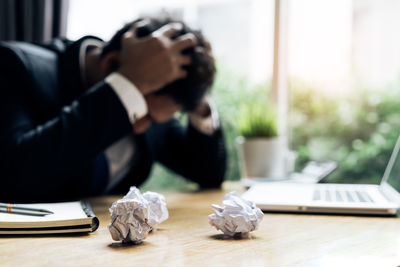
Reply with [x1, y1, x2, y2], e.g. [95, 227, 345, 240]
[0, 183, 399, 267]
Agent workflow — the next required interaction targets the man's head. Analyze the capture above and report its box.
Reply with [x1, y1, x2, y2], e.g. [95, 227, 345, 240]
[101, 17, 216, 112]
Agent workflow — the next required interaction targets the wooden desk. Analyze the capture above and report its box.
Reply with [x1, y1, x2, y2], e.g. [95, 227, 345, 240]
[1, 186, 399, 266]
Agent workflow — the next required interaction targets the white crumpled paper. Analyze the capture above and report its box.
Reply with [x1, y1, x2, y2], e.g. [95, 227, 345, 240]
[108, 187, 169, 243]
[143, 191, 169, 229]
[209, 191, 263, 238]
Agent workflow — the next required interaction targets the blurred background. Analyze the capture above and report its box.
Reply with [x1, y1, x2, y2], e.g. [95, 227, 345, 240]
[3, 0, 400, 190]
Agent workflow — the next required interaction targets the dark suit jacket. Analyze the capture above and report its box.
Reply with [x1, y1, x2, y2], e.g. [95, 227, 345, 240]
[0, 37, 226, 203]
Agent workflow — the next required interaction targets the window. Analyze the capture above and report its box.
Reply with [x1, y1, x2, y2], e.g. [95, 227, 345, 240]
[67, 0, 400, 186]
[288, 0, 400, 184]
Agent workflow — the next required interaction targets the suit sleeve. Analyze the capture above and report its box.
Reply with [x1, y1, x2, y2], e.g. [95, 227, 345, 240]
[146, 119, 227, 188]
[0, 48, 132, 200]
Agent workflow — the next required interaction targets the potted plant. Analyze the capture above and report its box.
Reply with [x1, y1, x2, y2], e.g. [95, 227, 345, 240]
[236, 101, 288, 180]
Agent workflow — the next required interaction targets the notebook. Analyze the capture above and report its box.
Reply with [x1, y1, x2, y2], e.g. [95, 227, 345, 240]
[0, 201, 99, 234]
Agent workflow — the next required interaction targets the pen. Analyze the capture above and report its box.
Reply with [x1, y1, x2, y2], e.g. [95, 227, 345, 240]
[0, 203, 54, 217]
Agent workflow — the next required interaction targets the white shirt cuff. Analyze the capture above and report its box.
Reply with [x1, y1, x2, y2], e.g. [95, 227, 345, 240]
[105, 72, 148, 123]
[189, 99, 220, 135]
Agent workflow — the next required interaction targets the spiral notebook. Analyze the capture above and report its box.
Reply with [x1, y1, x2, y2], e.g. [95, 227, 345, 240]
[0, 201, 99, 234]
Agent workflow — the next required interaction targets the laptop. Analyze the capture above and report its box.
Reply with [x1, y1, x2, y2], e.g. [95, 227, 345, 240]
[242, 135, 400, 216]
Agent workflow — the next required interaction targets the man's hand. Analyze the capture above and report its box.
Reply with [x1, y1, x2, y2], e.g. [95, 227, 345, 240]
[191, 98, 212, 118]
[118, 21, 197, 95]
[132, 115, 152, 134]
[132, 94, 182, 134]
[146, 94, 182, 123]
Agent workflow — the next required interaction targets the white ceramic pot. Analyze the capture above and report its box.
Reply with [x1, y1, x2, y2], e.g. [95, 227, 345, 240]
[237, 136, 288, 179]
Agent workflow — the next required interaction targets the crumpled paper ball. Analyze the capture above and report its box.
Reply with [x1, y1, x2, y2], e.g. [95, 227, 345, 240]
[108, 187, 168, 243]
[209, 191, 263, 238]
[143, 191, 169, 230]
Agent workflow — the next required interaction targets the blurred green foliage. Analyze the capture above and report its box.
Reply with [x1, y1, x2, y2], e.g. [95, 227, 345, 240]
[209, 66, 273, 180]
[290, 78, 400, 184]
[237, 99, 277, 138]
[142, 65, 400, 191]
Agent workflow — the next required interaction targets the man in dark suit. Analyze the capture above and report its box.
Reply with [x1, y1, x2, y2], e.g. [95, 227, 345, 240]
[0, 18, 226, 202]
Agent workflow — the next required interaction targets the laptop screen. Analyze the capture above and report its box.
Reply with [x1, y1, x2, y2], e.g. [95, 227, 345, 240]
[385, 153, 400, 193]
[382, 135, 400, 193]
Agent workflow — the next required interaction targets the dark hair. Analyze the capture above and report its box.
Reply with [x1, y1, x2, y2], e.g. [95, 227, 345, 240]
[101, 17, 215, 111]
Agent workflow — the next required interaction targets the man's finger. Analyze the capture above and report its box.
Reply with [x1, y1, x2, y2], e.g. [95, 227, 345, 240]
[204, 40, 212, 51]
[194, 46, 206, 54]
[195, 46, 215, 63]
[175, 69, 188, 80]
[172, 33, 197, 52]
[153, 22, 183, 38]
[133, 115, 152, 134]
[124, 19, 150, 40]
[177, 55, 192, 66]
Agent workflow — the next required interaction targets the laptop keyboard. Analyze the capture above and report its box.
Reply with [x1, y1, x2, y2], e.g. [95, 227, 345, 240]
[313, 189, 374, 203]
